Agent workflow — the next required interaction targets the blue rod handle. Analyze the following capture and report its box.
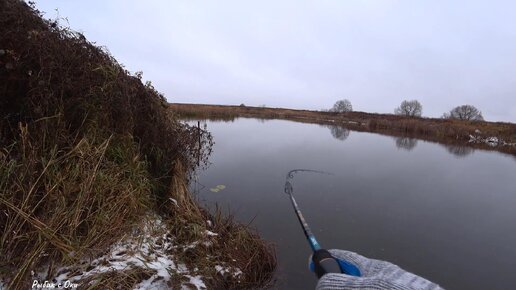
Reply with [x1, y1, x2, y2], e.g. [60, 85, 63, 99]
[310, 249, 361, 278]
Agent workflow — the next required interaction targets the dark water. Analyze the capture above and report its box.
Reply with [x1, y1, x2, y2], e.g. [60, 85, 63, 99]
[191, 118, 516, 290]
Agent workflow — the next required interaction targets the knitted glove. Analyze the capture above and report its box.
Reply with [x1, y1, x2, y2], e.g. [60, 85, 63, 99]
[316, 249, 443, 290]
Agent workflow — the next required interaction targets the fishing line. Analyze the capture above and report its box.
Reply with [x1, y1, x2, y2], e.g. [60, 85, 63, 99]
[283, 168, 361, 278]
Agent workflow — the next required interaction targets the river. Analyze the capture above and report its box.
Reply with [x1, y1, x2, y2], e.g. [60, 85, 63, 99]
[190, 118, 516, 290]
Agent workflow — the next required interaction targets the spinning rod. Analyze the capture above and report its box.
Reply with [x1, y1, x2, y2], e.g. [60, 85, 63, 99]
[284, 169, 361, 278]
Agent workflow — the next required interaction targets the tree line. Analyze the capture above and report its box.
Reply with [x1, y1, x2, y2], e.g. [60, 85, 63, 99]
[330, 99, 484, 121]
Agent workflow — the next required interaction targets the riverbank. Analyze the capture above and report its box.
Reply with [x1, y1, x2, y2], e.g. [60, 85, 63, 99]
[170, 103, 516, 156]
[0, 1, 275, 289]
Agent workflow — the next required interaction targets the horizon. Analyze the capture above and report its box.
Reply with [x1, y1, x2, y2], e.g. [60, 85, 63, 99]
[35, 1, 516, 123]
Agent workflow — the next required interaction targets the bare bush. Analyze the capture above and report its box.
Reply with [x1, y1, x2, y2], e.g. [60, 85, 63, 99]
[444, 105, 484, 121]
[394, 100, 422, 117]
[330, 99, 353, 113]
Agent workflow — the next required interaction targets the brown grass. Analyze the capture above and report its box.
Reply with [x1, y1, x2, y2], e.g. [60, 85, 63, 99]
[171, 103, 516, 156]
[0, 118, 154, 289]
[0, 1, 275, 288]
[164, 161, 276, 289]
[79, 268, 157, 290]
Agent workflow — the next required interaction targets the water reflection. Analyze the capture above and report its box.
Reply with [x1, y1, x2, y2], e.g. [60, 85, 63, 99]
[196, 118, 516, 290]
[444, 145, 474, 158]
[395, 137, 418, 151]
[325, 124, 350, 141]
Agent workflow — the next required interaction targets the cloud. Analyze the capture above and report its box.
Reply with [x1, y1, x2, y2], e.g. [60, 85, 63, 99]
[36, 0, 516, 122]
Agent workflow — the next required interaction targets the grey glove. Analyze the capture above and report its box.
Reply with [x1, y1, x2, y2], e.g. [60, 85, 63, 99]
[316, 249, 443, 290]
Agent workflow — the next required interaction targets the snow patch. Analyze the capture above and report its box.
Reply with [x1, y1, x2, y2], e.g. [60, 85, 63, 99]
[215, 265, 243, 279]
[205, 230, 218, 236]
[183, 275, 207, 290]
[485, 137, 499, 146]
[31, 214, 207, 290]
[469, 135, 515, 147]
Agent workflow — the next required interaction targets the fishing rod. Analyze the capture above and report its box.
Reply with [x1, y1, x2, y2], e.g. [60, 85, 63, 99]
[284, 169, 361, 278]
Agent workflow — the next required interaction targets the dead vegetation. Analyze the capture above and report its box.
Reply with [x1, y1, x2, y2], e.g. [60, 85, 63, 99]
[0, 1, 275, 289]
[165, 162, 276, 289]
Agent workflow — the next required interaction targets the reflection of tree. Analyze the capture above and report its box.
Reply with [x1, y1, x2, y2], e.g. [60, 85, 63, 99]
[445, 145, 474, 158]
[395, 137, 418, 151]
[328, 125, 350, 141]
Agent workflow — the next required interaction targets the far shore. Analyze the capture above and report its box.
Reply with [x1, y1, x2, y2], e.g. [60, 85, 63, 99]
[170, 103, 516, 157]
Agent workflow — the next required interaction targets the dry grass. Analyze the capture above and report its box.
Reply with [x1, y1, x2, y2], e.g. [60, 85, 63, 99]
[0, 1, 275, 288]
[164, 161, 276, 289]
[79, 268, 157, 290]
[0, 120, 153, 289]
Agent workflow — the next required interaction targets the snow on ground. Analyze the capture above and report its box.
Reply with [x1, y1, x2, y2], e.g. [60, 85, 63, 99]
[183, 275, 206, 290]
[214, 265, 243, 279]
[31, 214, 211, 290]
[205, 230, 218, 237]
[469, 134, 516, 147]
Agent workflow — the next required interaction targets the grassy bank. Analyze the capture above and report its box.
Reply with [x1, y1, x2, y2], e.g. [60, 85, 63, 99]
[0, 1, 275, 289]
[170, 103, 516, 156]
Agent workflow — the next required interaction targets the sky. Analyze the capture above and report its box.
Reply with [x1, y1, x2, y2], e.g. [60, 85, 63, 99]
[34, 1, 516, 122]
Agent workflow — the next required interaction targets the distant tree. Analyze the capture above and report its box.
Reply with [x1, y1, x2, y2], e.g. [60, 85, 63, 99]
[444, 105, 484, 121]
[441, 112, 451, 119]
[330, 99, 353, 113]
[394, 100, 422, 117]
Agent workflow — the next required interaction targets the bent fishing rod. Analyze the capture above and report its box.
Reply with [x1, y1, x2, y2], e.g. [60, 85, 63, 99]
[284, 169, 361, 278]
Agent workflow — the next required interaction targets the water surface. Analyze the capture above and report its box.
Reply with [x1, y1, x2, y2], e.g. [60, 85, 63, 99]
[192, 118, 516, 290]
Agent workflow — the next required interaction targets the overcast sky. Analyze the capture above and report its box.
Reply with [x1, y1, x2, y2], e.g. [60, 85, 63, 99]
[35, 1, 516, 122]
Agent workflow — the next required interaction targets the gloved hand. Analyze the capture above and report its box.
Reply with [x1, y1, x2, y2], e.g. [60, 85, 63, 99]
[316, 249, 443, 290]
